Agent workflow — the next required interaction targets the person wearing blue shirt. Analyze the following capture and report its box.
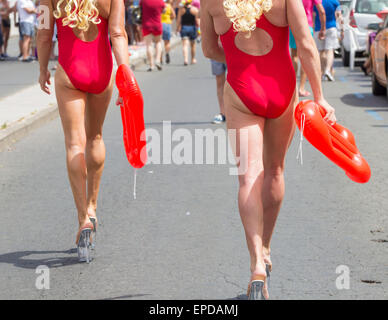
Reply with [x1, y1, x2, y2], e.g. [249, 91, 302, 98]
[314, 0, 342, 81]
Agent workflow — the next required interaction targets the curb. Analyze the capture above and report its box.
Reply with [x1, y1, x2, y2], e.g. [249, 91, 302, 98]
[0, 37, 181, 151]
[0, 104, 58, 151]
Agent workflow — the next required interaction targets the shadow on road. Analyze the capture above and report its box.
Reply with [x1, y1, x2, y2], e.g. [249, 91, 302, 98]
[340, 93, 388, 108]
[0, 248, 80, 269]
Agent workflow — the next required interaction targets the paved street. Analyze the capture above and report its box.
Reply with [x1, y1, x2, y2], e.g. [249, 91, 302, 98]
[0, 45, 387, 300]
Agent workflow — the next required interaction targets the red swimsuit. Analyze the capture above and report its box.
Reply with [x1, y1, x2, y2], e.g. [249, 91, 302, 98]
[56, 16, 113, 94]
[220, 15, 296, 118]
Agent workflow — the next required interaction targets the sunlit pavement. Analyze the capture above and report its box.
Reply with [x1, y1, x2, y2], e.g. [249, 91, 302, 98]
[0, 46, 387, 299]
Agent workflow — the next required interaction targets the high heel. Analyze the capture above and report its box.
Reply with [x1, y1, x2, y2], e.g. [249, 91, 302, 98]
[247, 275, 267, 300]
[76, 222, 94, 263]
[265, 264, 271, 291]
[89, 216, 97, 250]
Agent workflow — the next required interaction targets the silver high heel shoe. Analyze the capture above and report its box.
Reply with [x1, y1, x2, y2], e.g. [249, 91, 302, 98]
[77, 228, 93, 263]
[89, 217, 97, 250]
[265, 264, 271, 291]
[248, 280, 266, 300]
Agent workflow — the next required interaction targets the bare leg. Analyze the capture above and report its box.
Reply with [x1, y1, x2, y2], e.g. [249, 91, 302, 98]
[190, 40, 196, 64]
[299, 67, 310, 96]
[55, 65, 89, 227]
[154, 35, 163, 67]
[84, 76, 114, 219]
[291, 48, 298, 76]
[325, 49, 334, 75]
[3, 27, 10, 54]
[261, 90, 298, 268]
[224, 81, 267, 287]
[320, 50, 327, 75]
[164, 39, 171, 54]
[22, 36, 31, 59]
[182, 38, 189, 64]
[216, 72, 226, 115]
[144, 34, 154, 69]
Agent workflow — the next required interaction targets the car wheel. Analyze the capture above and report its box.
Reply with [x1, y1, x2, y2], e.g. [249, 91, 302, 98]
[342, 46, 350, 67]
[372, 72, 386, 96]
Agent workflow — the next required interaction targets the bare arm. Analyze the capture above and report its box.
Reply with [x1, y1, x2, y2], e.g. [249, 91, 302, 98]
[287, 0, 336, 123]
[37, 0, 54, 94]
[316, 3, 326, 39]
[170, 4, 176, 20]
[200, 1, 225, 63]
[109, 0, 129, 67]
[194, 7, 200, 27]
[176, 7, 182, 32]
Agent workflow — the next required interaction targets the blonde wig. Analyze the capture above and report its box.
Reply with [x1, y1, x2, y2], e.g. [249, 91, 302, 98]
[223, 0, 273, 36]
[54, 0, 101, 31]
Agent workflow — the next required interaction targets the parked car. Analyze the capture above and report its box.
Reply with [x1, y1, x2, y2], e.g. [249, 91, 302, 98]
[341, 0, 388, 66]
[370, 13, 388, 96]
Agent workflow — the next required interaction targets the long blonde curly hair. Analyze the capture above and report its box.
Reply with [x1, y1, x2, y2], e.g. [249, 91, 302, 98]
[53, 0, 101, 31]
[223, 0, 273, 35]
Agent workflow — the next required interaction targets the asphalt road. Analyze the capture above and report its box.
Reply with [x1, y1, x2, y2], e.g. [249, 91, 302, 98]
[0, 45, 387, 300]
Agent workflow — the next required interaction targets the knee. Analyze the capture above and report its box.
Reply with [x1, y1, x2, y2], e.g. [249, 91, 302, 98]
[264, 164, 284, 180]
[238, 169, 264, 189]
[86, 132, 103, 144]
[65, 136, 86, 157]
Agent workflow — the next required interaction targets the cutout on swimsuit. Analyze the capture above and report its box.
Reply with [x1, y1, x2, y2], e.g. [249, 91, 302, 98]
[235, 28, 273, 57]
[72, 23, 99, 43]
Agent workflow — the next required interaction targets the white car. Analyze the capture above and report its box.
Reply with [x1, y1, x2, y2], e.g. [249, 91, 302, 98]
[341, 0, 388, 66]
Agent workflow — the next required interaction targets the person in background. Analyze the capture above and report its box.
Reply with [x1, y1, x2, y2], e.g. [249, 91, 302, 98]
[0, 17, 3, 61]
[0, 0, 11, 58]
[17, 0, 37, 62]
[161, 0, 175, 64]
[314, 0, 341, 81]
[210, 59, 226, 124]
[141, 0, 165, 71]
[192, 0, 200, 9]
[172, 0, 180, 17]
[131, 0, 143, 44]
[176, 0, 199, 65]
[290, 0, 326, 96]
[125, 0, 134, 45]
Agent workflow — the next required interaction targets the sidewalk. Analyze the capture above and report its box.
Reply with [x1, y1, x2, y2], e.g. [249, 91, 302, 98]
[0, 35, 181, 150]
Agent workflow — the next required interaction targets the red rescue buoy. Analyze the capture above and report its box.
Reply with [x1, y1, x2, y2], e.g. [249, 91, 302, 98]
[294, 100, 371, 183]
[116, 64, 147, 169]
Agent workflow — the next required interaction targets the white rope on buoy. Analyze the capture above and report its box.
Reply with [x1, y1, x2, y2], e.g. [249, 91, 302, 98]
[296, 113, 306, 165]
[133, 168, 137, 200]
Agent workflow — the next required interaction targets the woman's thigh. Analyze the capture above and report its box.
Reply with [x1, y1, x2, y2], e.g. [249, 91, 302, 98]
[55, 64, 87, 146]
[85, 75, 114, 139]
[224, 81, 265, 177]
[262, 90, 298, 171]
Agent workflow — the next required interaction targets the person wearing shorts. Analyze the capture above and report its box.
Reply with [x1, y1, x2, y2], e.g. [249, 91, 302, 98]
[314, 0, 341, 81]
[17, 0, 36, 62]
[141, 0, 165, 71]
[176, 0, 199, 65]
[210, 60, 226, 124]
[290, 0, 326, 97]
[161, 0, 175, 64]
